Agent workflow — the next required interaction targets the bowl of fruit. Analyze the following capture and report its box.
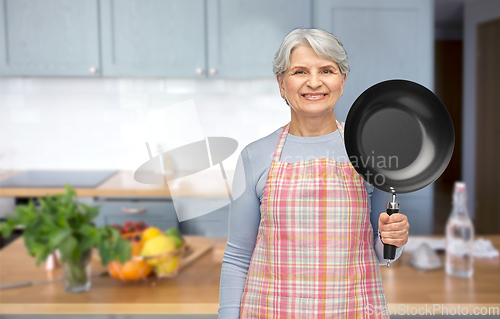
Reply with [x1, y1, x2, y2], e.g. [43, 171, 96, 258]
[139, 227, 186, 278]
[106, 221, 186, 280]
[107, 221, 153, 281]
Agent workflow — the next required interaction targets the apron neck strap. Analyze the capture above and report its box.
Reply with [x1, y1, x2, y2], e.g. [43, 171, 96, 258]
[272, 119, 345, 163]
[337, 120, 345, 140]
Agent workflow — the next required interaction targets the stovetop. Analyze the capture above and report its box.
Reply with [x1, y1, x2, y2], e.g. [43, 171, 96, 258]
[0, 170, 118, 188]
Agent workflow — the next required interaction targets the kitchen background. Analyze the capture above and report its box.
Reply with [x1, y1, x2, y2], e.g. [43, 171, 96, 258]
[0, 0, 499, 238]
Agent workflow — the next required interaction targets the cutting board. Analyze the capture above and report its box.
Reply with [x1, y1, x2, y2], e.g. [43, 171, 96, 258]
[213, 241, 226, 263]
[178, 241, 212, 271]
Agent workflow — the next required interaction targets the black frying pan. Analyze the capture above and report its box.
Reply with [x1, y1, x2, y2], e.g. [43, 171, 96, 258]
[344, 79, 454, 266]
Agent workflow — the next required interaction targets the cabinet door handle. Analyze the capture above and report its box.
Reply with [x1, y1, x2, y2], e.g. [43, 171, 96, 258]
[89, 66, 98, 74]
[210, 67, 218, 75]
[121, 207, 147, 214]
[196, 67, 204, 75]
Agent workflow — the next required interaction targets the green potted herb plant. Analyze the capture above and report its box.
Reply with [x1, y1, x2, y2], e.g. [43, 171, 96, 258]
[0, 184, 131, 293]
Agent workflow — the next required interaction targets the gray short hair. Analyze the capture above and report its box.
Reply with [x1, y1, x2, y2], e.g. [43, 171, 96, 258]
[273, 28, 349, 79]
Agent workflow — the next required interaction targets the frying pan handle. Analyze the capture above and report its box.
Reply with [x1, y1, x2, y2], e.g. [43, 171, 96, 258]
[383, 207, 399, 260]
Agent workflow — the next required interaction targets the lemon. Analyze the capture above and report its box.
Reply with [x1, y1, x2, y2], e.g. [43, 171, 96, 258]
[140, 235, 176, 266]
[154, 255, 181, 276]
[141, 227, 163, 245]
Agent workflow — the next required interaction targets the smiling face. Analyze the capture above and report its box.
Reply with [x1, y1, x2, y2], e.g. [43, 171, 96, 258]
[277, 45, 346, 119]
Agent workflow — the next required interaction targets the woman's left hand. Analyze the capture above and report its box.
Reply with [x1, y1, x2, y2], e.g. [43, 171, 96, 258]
[378, 213, 410, 248]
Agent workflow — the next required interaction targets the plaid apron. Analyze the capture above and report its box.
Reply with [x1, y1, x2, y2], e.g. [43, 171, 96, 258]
[240, 120, 389, 318]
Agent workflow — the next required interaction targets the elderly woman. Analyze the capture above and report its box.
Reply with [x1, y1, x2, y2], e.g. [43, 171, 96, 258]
[218, 28, 409, 319]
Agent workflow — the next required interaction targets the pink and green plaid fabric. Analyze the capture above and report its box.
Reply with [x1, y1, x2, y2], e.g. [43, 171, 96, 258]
[240, 120, 389, 318]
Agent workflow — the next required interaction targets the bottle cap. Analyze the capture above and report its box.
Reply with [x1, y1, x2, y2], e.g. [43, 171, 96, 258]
[455, 181, 466, 192]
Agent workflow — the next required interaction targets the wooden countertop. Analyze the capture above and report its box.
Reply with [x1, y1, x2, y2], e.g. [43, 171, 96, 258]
[0, 170, 232, 198]
[0, 235, 225, 315]
[1, 235, 499, 316]
[380, 235, 500, 316]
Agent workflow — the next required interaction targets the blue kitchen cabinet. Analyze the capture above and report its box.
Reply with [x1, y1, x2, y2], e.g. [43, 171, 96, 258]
[0, 0, 312, 78]
[177, 198, 230, 237]
[0, 0, 100, 76]
[101, 0, 311, 78]
[100, 0, 206, 77]
[88, 196, 230, 237]
[206, 0, 311, 78]
[92, 198, 179, 231]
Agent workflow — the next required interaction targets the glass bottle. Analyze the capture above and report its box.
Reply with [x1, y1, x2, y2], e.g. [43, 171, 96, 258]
[445, 182, 474, 278]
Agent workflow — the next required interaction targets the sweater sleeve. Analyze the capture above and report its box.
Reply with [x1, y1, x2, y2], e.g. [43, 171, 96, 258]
[218, 148, 261, 319]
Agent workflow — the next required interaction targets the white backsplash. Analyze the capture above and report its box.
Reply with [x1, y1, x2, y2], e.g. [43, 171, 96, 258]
[0, 78, 290, 172]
